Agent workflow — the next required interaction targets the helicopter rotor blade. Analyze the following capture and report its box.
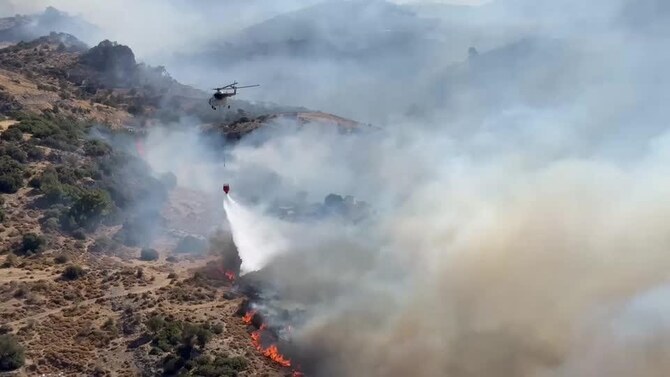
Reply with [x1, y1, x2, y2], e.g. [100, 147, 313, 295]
[212, 82, 258, 91]
[212, 82, 238, 91]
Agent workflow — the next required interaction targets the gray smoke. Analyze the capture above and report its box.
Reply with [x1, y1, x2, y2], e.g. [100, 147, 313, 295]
[9, 0, 670, 376]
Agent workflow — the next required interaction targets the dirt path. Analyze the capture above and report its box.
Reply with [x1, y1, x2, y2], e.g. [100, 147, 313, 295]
[6, 271, 173, 330]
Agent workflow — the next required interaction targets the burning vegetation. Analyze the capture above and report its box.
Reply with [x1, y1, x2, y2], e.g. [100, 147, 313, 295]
[250, 324, 292, 368]
[238, 300, 302, 373]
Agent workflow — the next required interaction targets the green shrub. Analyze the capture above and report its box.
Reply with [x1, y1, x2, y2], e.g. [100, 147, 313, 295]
[16, 113, 85, 151]
[0, 144, 27, 163]
[0, 127, 22, 142]
[146, 315, 166, 334]
[84, 139, 112, 156]
[55, 165, 85, 185]
[211, 323, 224, 335]
[54, 254, 69, 264]
[101, 318, 117, 336]
[182, 322, 213, 348]
[0, 156, 24, 193]
[42, 217, 60, 232]
[18, 233, 45, 255]
[62, 189, 112, 231]
[62, 265, 86, 280]
[34, 168, 80, 205]
[0, 334, 25, 371]
[22, 143, 44, 161]
[190, 355, 248, 377]
[140, 248, 159, 261]
[161, 354, 184, 375]
[145, 316, 213, 352]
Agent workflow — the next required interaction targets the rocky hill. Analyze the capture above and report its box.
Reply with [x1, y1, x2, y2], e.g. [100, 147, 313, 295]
[0, 7, 101, 47]
[0, 32, 350, 376]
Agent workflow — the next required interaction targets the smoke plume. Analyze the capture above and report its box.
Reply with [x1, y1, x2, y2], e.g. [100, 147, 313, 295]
[10, 0, 670, 375]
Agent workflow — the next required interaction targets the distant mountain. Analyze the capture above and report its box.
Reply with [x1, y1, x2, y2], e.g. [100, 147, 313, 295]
[164, 0, 453, 124]
[178, 0, 441, 65]
[428, 36, 579, 121]
[0, 6, 101, 46]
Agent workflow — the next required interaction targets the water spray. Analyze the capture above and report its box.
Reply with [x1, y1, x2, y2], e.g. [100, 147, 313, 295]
[222, 190, 288, 275]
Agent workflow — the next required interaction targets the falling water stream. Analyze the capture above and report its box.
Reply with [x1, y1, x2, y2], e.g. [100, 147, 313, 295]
[223, 195, 288, 275]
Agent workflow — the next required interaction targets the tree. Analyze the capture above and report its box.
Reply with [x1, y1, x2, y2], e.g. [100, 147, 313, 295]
[64, 189, 112, 230]
[0, 334, 24, 371]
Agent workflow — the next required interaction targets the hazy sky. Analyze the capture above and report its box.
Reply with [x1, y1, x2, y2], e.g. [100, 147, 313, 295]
[0, 0, 490, 59]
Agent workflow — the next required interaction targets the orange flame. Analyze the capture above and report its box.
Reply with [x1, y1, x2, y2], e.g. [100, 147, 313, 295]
[225, 270, 236, 281]
[262, 344, 291, 367]
[245, 318, 292, 367]
[243, 310, 256, 325]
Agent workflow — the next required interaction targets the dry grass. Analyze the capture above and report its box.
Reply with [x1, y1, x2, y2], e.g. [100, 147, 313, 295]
[0, 35, 291, 377]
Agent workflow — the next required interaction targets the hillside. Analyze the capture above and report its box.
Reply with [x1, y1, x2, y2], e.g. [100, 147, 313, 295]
[0, 32, 356, 376]
[0, 7, 101, 47]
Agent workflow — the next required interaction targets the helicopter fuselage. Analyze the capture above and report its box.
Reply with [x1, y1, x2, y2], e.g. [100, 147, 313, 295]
[209, 83, 257, 110]
[209, 91, 235, 110]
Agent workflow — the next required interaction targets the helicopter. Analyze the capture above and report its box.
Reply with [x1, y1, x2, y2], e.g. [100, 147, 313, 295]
[209, 82, 260, 110]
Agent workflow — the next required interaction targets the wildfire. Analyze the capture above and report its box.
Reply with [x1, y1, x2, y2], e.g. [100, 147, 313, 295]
[243, 310, 256, 325]
[244, 317, 292, 368]
[225, 270, 236, 282]
[261, 344, 291, 367]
